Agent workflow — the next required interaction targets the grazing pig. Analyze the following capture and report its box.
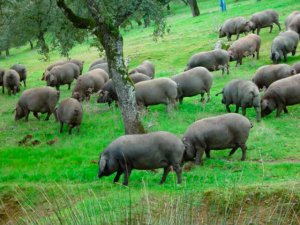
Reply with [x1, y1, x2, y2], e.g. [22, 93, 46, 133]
[285, 11, 300, 30]
[185, 49, 230, 75]
[286, 13, 300, 35]
[97, 74, 150, 106]
[97, 79, 117, 106]
[15, 87, 59, 121]
[42, 60, 68, 80]
[72, 69, 109, 101]
[292, 62, 300, 74]
[0, 68, 5, 88]
[69, 59, 84, 74]
[89, 62, 109, 75]
[129, 60, 155, 78]
[182, 113, 252, 165]
[219, 17, 253, 41]
[216, 79, 261, 121]
[45, 63, 80, 90]
[56, 98, 83, 134]
[252, 64, 296, 89]
[171, 67, 213, 104]
[261, 74, 300, 118]
[228, 34, 261, 66]
[270, 30, 299, 64]
[135, 78, 178, 112]
[10, 64, 27, 87]
[89, 58, 107, 70]
[250, 9, 281, 35]
[3, 70, 20, 95]
[129, 73, 151, 83]
[98, 131, 185, 185]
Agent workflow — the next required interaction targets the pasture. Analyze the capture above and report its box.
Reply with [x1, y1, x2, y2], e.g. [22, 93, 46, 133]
[1, 0, 300, 224]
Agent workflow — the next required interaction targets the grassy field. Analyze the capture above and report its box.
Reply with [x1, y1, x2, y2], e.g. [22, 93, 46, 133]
[1, 0, 300, 224]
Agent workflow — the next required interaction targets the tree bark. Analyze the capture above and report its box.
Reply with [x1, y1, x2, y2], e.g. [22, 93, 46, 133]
[188, 0, 200, 17]
[29, 40, 34, 49]
[96, 30, 145, 134]
[37, 32, 49, 60]
[143, 13, 150, 28]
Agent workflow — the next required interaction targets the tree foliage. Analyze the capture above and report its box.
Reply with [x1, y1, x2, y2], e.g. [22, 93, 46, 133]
[0, 0, 172, 134]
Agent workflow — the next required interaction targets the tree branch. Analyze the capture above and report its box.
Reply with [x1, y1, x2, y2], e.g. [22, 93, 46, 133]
[56, 0, 96, 29]
[115, 0, 144, 26]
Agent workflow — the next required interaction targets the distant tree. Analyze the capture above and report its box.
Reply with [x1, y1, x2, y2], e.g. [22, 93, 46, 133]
[188, 0, 200, 17]
[181, 0, 200, 17]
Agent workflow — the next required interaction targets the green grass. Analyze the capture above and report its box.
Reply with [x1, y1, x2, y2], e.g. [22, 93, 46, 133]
[1, 0, 300, 223]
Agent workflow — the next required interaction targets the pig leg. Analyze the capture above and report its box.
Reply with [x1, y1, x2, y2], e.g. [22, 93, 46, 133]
[173, 164, 182, 184]
[206, 91, 211, 102]
[160, 166, 171, 184]
[33, 112, 40, 120]
[227, 33, 231, 41]
[240, 144, 247, 161]
[283, 53, 287, 62]
[24, 110, 30, 122]
[242, 107, 247, 116]
[171, 98, 178, 111]
[256, 49, 260, 60]
[256, 27, 260, 35]
[121, 163, 132, 186]
[195, 146, 205, 165]
[60, 122, 64, 133]
[275, 21, 281, 31]
[269, 25, 273, 33]
[292, 47, 296, 56]
[179, 97, 183, 105]
[23, 80, 26, 87]
[166, 99, 171, 113]
[76, 125, 80, 133]
[226, 64, 230, 75]
[283, 106, 288, 114]
[205, 149, 210, 158]
[68, 83, 71, 90]
[45, 112, 52, 121]
[229, 146, 239, 157]
[68, 125, 73, 135]
[276, 104, 284, 117]
[113, 169, 123, 183]
[226, 104, 231, 112]
[235, 105, 240, 113]
[236, 32, 240, 40]
[200, 93, 205, 102]
[2, 85, 4, 94]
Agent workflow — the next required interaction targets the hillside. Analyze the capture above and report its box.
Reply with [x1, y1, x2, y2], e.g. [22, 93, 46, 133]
[1, 0, 300, 224]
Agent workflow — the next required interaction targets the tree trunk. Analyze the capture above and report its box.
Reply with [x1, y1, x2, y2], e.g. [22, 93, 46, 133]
[97, 30, 145, 134]
[5, 48, 10, 56]
[143, 13, 150, 28]
[37, 32, 50, 60]
[29, 40, 34, 49]
[188, 0, 200, 17]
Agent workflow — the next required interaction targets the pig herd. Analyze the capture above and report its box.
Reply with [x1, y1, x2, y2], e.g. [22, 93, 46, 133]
[1, 9, 300, 185]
